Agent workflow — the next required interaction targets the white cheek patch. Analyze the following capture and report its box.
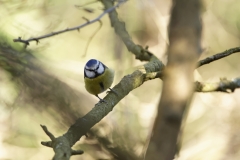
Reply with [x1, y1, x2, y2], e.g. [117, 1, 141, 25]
[97, 63, 104, 74]
[85, 70, 95, 78]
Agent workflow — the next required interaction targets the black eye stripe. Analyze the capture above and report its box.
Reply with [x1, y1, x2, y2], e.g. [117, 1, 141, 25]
[85, 68, 95, 72]
[96, 62, 100, 71]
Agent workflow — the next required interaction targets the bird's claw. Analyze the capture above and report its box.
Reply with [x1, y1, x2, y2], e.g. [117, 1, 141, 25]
[99, 98, 106, 103]
[96, 95, 107, 103]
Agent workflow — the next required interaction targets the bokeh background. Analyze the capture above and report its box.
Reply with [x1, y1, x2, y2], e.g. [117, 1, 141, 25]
[0, 0, 240, 159]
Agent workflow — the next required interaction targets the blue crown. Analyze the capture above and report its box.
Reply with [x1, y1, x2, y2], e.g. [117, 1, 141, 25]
[86, 59, 98, 67]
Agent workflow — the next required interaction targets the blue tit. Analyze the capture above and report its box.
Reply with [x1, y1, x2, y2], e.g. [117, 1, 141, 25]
[84, 59, 115, 102]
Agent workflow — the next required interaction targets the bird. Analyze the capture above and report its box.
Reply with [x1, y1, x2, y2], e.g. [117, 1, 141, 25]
[84, 59, 115, 102]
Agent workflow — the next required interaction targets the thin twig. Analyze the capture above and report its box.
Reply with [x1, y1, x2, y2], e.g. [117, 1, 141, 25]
[82, 20, 103, 57]
[41, 141, 52, 148]
[40, 124, 55, 141]
[13, 0, 126, 46]
[132, 47, 240, 80]
[71, 149, 84, 155]
[197, 47, 240, 68]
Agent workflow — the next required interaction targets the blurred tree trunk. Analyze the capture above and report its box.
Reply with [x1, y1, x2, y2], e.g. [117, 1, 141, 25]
[145, 0, 202, 159]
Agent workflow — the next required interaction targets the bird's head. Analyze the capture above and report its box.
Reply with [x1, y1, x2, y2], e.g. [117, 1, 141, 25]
[84, 59, 105, 78]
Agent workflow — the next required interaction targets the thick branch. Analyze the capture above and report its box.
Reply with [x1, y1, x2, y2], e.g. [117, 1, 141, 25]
[13, 0, 126, 46]
[41, 58, 164, 160]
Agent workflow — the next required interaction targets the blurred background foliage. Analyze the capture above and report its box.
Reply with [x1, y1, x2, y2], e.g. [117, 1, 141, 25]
[0, 0, 240, 160]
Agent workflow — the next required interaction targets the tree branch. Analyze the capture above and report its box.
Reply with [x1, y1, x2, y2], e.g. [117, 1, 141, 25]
[12, 0, 126, 46]
[195, 77, 240, 92]
[143, 71, 240, 93]
[144, 45, 240, 80]
[41, 124, 56, 141]
[197, 47, 240, 68]
[101, 0, 156, 61]
[41, 58, 165, 160]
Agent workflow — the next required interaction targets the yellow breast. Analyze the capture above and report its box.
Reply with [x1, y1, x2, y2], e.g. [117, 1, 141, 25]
[84, 68, 114, 95]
